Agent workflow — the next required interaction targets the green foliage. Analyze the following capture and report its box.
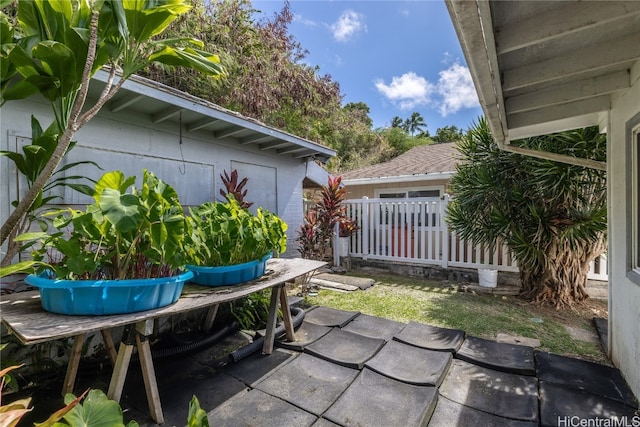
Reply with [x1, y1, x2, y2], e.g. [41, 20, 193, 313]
[230, 289, 275, 331]
[432, 125, 465, 143]
[0, 115, 99, 265]
[0, 0, 225, 250]
[447, 117, 607, 306]
[9, 170, 188, 280]
[185, 198, 288, 267]
[187, 395, 209, 427]
[58, 389, 138, 427]
[0, 371, 138, 427]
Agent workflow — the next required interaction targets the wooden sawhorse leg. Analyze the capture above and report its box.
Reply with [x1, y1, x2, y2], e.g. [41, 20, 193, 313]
[62, 334, 86, 396]
[107, 320, 164, 424]
[262, 284, 295, 354]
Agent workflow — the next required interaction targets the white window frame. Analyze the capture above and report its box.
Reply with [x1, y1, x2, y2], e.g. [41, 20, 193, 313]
[374, 185, 444, 199]
[627, 112, 640, 284]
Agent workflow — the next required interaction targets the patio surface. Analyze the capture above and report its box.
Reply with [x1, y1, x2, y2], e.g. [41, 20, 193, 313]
[23, 305, 639, 427]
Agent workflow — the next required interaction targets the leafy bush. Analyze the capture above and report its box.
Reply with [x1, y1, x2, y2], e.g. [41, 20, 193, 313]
[3, 170, 187, 280]
[185, 198, 287, 266]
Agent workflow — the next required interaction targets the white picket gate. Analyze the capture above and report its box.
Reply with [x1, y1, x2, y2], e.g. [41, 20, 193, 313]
[341, 196, 607, 281]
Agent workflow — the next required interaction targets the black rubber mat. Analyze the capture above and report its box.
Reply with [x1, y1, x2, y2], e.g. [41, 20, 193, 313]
[276, 321, 333, 351]
[456, 336, 536, 375]
[254, 353, 358, 416]
[428, 395, 538, 427]
[304, 328, 386, 369]
[439, 359, 539, 422]
[304, 306, 361, 327]
[393, 320, 465, 352]
[536, 350, 638, 408]
[365, 339, 452, 386]
[323, 368, 438, 427]
[341, 313, 405, 341]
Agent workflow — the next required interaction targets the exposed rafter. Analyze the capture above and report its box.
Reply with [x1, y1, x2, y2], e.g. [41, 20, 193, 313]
[151, 106, 182, 123]
[186, 117, 218, 133]
[110, 93, 144, 113]
[505, 71, 629, 114]
[503, 31, 640, 91]
[495, 2, 640, 54]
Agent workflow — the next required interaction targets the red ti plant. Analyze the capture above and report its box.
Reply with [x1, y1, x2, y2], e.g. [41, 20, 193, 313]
[317, 175, 347, 237]
[220, 169, 253, 209]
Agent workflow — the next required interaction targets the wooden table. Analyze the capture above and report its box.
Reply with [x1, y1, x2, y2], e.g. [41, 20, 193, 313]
[0, 257, 325, 424]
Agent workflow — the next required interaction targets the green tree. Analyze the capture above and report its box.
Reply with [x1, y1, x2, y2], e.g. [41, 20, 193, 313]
[390, 116, 404, 129]
[0, 0, 225, 247]
[404, 112, 426, 136]
[343, 102, 373, 129]
[432, 125, 464, 143]
[447, 117, 607, 307]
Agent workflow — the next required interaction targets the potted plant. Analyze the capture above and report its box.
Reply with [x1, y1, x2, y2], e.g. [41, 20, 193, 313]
[184, 197, 288, 286]
[338, 217, 359, 257]
[11, 170, 193, 315]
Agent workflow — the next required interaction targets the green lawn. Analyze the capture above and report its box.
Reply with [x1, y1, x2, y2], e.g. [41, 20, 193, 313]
[302, 272, 609, 364]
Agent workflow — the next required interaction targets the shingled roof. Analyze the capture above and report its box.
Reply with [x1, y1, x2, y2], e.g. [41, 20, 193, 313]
[341, 142, 459, 182]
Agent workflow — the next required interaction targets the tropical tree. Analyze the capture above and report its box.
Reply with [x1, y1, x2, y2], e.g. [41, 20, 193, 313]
[390, 116, 404, 129]
[447, 117, 607, 308]
[404, 112, 426, 136]
[343, 102, 373, 129]
[432, 125, 464, 143]
[0, 0, 225, 248]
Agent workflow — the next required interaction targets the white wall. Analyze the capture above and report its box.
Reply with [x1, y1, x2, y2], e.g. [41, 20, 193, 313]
[608, 65, 640, 398]
[0, 95, 308, 258]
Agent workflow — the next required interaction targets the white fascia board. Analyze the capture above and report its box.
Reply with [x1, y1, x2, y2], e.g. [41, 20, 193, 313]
[342, 172, 454, 186]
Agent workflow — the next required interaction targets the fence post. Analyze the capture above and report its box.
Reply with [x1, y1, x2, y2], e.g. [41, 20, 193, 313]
[441, 194, 449, 268]
[333, 221, 340, 267]
[362, 197, 369, 259]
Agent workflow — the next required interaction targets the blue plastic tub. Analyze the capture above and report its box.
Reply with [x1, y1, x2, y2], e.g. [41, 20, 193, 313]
[186, 254, 271, 286]
[25, 271, 193, 315]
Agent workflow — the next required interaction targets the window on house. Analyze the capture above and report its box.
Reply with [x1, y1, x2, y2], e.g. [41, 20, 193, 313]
[377, 187, 442, 199]
[628, 113, 640, 284]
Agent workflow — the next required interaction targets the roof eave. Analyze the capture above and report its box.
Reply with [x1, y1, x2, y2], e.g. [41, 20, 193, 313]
[343, 171, 455, 186]
[91, 70, 336, 163]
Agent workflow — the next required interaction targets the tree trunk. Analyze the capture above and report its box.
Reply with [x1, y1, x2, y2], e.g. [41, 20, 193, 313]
[520, 238, 606, 308]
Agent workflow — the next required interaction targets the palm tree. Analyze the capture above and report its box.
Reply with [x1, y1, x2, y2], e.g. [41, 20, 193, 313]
[405, 112, 426, 136]
[447, 117, 607, 308]
[390, 116, 404, 129]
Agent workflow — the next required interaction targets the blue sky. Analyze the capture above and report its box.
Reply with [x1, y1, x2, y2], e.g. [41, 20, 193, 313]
[252, 0, 483, 133]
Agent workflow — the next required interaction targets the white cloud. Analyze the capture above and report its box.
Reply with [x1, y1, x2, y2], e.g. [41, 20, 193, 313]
[331, 10, 366, 42]
[436, 63, 479, 116]
[374, 72, 436, 110]
[294, 13, 317, 28]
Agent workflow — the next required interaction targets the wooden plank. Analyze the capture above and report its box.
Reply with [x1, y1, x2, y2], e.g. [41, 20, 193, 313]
[0, 258, 326, 345]
[101, 330, 118, 366]
[262, 286, 281, 355]
[203, 304, 219, 332]
[62, 334, 85, 395]
[136, 330, 164, 424]
[279, 287, 295, 342]
[107, 342, 134, 403]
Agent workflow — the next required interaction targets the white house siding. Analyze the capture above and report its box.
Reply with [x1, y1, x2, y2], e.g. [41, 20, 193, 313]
[1, 95, 309, 258]
[609, 67, 640, 397]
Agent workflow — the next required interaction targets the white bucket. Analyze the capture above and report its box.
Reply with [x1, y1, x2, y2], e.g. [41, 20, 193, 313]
[339, 237, 350, 257]
[478, 268, 498, 288]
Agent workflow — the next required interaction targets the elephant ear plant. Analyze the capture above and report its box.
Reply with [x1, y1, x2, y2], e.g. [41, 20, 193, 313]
[185, 197, 288, 267]
[7, 170, 187, 280]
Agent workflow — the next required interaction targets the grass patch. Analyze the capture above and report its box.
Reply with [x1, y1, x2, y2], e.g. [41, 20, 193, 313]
[303, 272, 608, 364]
